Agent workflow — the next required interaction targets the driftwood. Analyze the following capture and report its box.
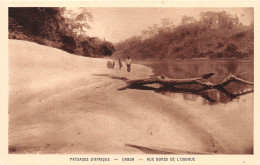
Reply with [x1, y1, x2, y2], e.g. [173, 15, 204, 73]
[94, 72, 253, 103]
[122, 72, 253, 90]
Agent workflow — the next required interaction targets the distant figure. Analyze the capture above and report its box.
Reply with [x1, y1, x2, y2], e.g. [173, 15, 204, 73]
[107, 61, 110, 68]
[107, 61, 113, 69]
[112, 61, 115, 69]
[126, 56, 132, 72]
[118, 58, 123, 70]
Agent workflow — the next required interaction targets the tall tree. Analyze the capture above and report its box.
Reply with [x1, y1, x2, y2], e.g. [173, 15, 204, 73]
[200, 11, 240, 29]
[181, 15, 197, 25]
[63, 8, 93, 37]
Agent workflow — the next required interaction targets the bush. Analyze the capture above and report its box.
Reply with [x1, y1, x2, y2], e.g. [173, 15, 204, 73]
[173, 46, 182, 52]
[216, 52, 224, 58]
[225, 43, 237, 53]
[235, 31, 246, 38]
[216, 42, 224, 48]
[100, 42, 115, 56]
[177, 54, 185, 59]
[209, 54, 216, 59]
[205, 50, 214, 57]
[80, 40, 91, 57]
[59, 35, 76, 53]
[199, 52, 206, 58]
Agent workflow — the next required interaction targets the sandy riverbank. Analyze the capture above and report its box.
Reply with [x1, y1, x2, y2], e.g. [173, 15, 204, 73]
[9, 39, 253, 154]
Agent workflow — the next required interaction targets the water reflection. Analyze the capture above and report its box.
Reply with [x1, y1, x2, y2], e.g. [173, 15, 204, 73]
[179, 87, 253, 104]
[135, 83, 253, 104]
[139, 59, 254, 104]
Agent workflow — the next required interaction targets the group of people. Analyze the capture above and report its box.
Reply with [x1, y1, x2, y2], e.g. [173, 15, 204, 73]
[107, 61, 115, 69]
[107, 56, 132, 72]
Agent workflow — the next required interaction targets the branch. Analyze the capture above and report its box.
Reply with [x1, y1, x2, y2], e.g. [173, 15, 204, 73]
[217, 73, 253, 87]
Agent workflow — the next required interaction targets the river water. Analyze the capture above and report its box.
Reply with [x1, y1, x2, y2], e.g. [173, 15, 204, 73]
[138, 59, 254, 105]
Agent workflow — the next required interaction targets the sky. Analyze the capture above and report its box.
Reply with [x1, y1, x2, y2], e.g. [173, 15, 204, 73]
[68, 7, 253, 43]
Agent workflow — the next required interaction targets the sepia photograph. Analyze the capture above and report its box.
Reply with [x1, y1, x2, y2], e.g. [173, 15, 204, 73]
[7, 6, 254, 156]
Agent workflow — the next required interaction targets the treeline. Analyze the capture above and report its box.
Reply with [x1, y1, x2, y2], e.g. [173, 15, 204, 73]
[115, 11, 253, 60]
[9, 7, 115, 57]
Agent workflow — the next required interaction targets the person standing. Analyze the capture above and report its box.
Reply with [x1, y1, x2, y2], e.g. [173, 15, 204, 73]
[112, 61, 115, 69]
[126, 56, 132, 72]
[118, 58, 123, 70]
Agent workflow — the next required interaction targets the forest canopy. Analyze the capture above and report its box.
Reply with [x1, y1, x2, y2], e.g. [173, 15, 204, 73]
[9, 8, 253, 60]
[114, 10, 253, 60]
[9, 7, 115, 57]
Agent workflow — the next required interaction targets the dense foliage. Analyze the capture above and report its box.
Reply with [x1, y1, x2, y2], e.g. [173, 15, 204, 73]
[9, 7, 115, 57]
[115, 11, 253, 60]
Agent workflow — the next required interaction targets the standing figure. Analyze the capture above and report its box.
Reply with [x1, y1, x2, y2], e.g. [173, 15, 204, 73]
[107, 61, 110, 68]
[126, 56, 132, 72]
[118, 58, 123, 70]
[112, 61, 115, 69]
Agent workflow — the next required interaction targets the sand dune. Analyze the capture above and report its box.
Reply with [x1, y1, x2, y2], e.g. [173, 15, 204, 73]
[9, 39, 253, 154]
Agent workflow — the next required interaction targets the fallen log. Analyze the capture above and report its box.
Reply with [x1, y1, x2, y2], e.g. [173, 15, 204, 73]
[94, 72, 253, 103]
[124, 72, 253, 90]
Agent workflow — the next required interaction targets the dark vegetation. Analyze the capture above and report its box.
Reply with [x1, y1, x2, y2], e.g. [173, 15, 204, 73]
[115, 11, 253, 60]
[9, 7, 115, 57]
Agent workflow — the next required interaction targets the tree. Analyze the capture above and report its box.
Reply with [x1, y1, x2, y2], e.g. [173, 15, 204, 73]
[9, 7, 64, 41]
[160, 18, 175, 32]
[9, 7, 115, 57]
[181, 15, 197, 25]
[200, 11, 240, 29]
[63, 8, 93, 37]
[141, 30, 149, 39]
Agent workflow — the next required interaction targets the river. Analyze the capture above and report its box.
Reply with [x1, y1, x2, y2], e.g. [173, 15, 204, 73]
[137, 58, 254, 105]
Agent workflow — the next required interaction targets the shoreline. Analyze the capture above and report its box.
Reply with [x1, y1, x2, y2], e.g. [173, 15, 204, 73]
[9, 39, 253, 154]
